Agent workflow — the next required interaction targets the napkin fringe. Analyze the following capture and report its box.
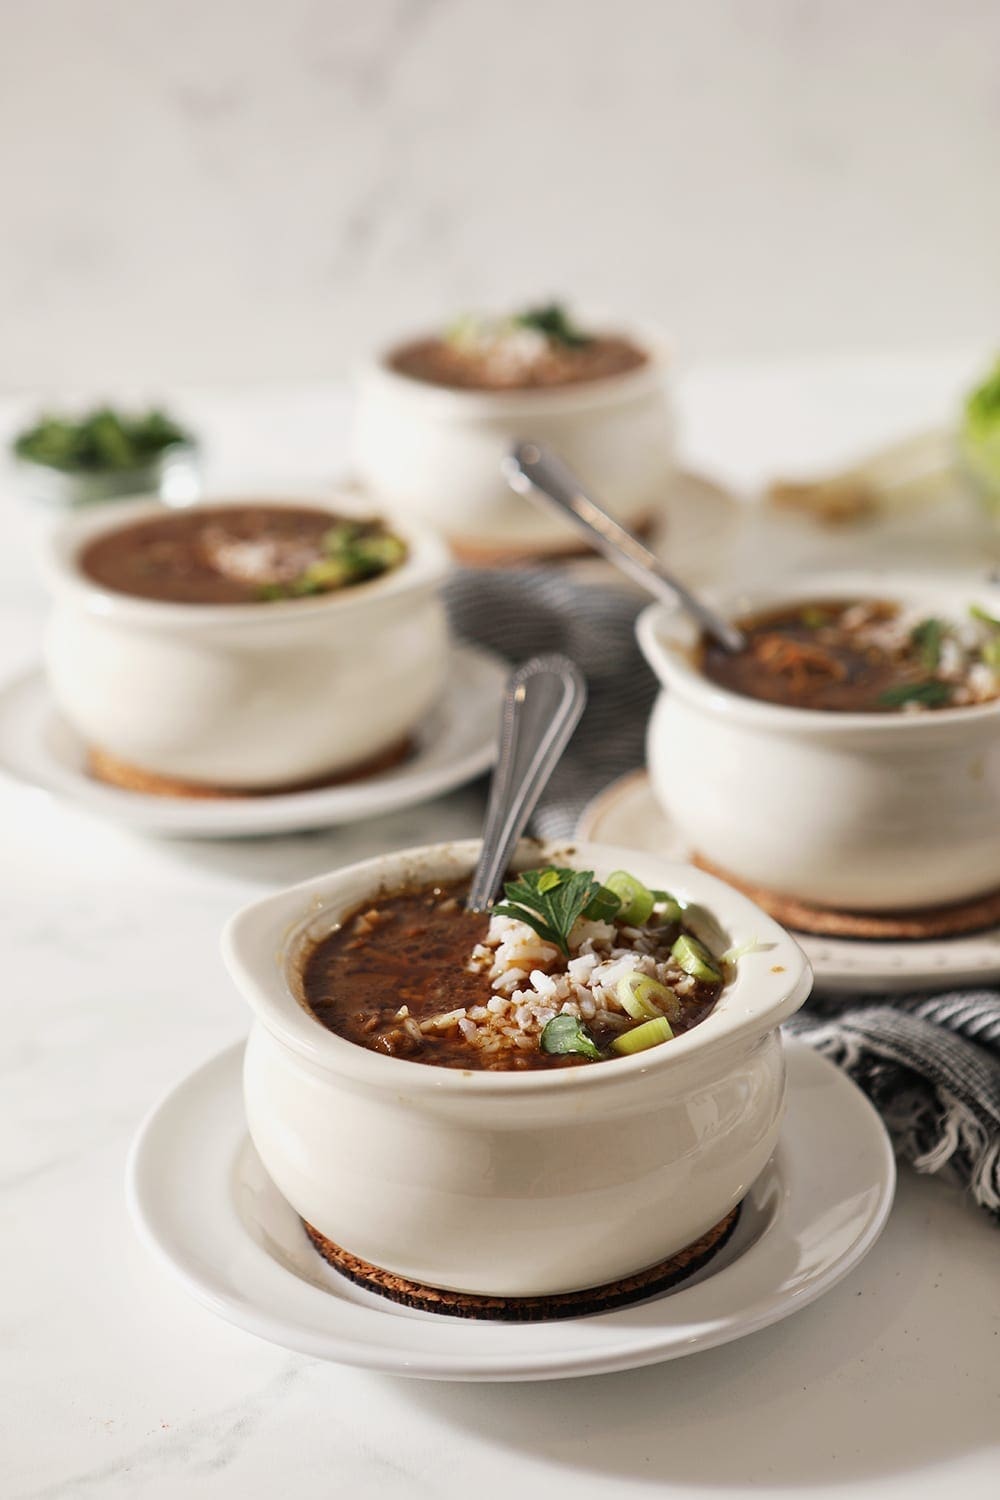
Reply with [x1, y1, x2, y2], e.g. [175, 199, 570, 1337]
[793, 1018, 1000, 1220]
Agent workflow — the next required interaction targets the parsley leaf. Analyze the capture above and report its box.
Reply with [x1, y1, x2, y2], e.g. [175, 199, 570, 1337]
[540, 1014, 601, 1060]
[514, 303, 591, 348]
[494, 866, 606, 956]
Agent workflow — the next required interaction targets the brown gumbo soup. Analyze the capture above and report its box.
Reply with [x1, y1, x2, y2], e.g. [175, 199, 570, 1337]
[391, 333, 647, 391]
[702, 599, 1000, 714]
[302, 867, 725, 1072]
[80, 505, 406, 605]
[388, 304, 646, 392]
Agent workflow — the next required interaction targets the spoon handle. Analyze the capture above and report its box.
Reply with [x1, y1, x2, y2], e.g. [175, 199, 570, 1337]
[466, 655, 587, 913]
[504, 441, 745, 653]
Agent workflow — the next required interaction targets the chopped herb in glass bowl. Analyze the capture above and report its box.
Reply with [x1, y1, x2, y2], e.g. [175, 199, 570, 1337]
[12, 405, 199, 507]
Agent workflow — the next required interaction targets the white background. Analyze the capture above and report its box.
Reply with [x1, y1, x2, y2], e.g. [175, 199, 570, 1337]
[1, 0, 998, 390]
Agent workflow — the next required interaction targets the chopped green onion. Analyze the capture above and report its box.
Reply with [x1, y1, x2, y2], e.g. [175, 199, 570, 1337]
[616, 973, 678, 1021]
[982, 637, 1000, 671]
[540, 1014, 601, 1060]
[650, 889, 684, 924]
[800, 606, 831, 629]
[911, 618, 945, 673]
[611, 1016, 675, 1056]
[603, 870, 655, 926]
[322, 521, 364, 554]
[970, 603, 1000, 631]
[350, 535, 407, 573]
[288, 572, 326, 596]
[671, 933, 722, 984]
[877, 680, 953, 709]
[301, 557, 352, 588]
[445, 313, 481, 346]
[583, 885, 622, 923]
[719, 937, 767, 965]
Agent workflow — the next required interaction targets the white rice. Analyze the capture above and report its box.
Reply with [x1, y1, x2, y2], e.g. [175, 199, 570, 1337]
[814, 602, 1000, 709]
[414, 912, 709, 1061]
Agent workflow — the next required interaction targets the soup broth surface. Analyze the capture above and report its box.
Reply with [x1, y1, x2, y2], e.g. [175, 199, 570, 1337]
[390, 334, 646, 391]
[303, 878, 723, 1072]
[80, 505, 404, 605]
[702, 599, 1000, 713]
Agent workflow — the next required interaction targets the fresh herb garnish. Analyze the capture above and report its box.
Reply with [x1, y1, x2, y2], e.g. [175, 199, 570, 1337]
[13, 406, 192, 473]
[965, 359, 1000, 429]
[800, 606, 832, 629]
[961, 359, 1000, 509]
[604, 869, 654, 926]
[970, 603, 1000, 630]
[540, 1014, 601, 1060]
[650, 889, 684, 925]
[581, 884, 621, 924]
[514, 303, 591, 348]
[878, 680, 953, 708]
[256, 522, 406, 602]
[495, 866, 616, 956]
[911, 618, 945, 672]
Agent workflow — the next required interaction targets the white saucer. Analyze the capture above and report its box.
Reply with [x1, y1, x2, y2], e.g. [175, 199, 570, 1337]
[0, 643, 505, 839]
[578, 771, 1000, 994]
[126, 1040, 894, 1382]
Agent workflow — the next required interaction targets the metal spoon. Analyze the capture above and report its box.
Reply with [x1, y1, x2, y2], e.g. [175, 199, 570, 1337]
[466, 654, 586, 912]
[503, 440, 745, 653]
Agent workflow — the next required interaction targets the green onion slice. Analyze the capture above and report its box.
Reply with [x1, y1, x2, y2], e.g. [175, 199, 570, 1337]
[603, 870, 655, 926]
[719, 936, 767, 965]
[970, 603, 1000, 630]
[877, 680, 953, 709]
[650, 889, 684, 924]
[982, 637, 1000, 671]
[611, 1016, 675, 1055]
[616, 973, 678, 1021]
[911, 618, 944, 673]
[671, 933, 722, 983]
[583, 885, 622, 923]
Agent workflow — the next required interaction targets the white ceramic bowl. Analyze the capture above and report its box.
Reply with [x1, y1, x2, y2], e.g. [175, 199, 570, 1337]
[638, 571, 1000, 911]
[224, 838, 811, 1298]
[42, 496, 450, 790]
[352, 325, 675, 549]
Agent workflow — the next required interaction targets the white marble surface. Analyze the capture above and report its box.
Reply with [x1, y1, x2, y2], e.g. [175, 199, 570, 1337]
[3, 359, 1000, 1498]
[2, 2, 1000, 388]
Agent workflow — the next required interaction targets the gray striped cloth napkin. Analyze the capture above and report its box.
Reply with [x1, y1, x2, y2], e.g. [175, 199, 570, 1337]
[446, 567, 1000, 1222]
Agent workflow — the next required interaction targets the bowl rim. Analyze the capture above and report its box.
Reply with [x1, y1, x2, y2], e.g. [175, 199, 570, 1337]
[637, 568, 1000, 734]
[358, 318, 671, 418]
[40, 492, 450, 629]
[223, 837, 812, 1098]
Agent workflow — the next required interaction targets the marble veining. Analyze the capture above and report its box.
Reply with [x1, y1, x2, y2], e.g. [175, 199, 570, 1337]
[1, 3, 1000, 387]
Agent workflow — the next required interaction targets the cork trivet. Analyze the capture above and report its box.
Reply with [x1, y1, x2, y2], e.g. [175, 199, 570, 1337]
[693, 853, 1000, 940]
[87, 735, 413, 801]
[303, 1203, 741, 1322]
[449, 511, 657, 568]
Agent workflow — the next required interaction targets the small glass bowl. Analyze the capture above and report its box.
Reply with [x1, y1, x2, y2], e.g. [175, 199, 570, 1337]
[13, 440, 201, 509]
